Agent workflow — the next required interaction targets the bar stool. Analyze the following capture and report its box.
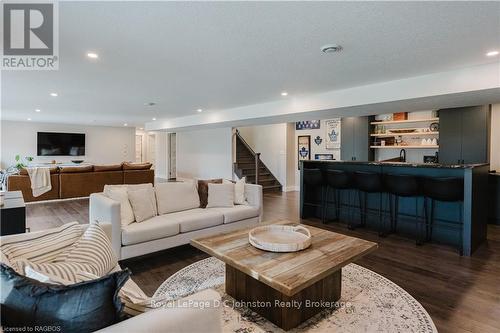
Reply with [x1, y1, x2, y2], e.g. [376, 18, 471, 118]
[301, 168, 325, 220]
[352, 171, 385, 233]
[323, 170, 353, 224]
[384, 174, 423, 244]
[422, 177, 464, 255]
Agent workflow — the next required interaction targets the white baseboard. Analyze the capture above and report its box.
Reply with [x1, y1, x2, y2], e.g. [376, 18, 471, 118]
[283, 186, 299, 192]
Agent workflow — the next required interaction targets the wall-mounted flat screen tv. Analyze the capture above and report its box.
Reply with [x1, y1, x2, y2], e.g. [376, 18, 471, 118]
[37, 132, 86, 156]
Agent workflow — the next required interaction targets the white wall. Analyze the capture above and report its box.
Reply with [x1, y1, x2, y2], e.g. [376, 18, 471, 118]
[0, 121, 135, 169]
[154, 132, 168, 179]
[176, 127, 233, 179]
[491, 104, 500, 171]
[238, 124, 287, 188]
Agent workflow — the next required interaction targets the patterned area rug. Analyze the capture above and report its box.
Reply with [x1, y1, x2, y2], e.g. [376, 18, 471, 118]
[154, 257, 437, 333]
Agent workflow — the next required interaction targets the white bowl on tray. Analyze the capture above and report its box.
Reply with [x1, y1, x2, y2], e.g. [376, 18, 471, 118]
[248, 224, 312, 252]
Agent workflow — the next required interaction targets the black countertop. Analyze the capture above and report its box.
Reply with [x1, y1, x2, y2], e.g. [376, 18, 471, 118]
[302, 160, 490, 169]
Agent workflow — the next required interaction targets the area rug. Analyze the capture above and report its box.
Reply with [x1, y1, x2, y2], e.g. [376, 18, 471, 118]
[154, 257, 437, 333]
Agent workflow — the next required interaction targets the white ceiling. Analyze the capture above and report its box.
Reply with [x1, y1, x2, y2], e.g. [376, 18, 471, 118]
[2, 1, 499, 127]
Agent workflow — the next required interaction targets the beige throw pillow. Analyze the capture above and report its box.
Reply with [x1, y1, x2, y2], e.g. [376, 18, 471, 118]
[223, 177, 246, 204]
[103, 187, 135, 227]
[207, 183, 234, 208]
[155, 181, 200, 214]
[128, 188, 156, 222]
[104, 184, 158, 216]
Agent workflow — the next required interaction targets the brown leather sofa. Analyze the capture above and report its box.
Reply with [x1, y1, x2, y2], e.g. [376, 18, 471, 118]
[7, 162, 154, 202]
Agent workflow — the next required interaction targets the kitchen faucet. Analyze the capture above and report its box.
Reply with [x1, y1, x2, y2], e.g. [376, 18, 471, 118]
[400, 149, 406, 162]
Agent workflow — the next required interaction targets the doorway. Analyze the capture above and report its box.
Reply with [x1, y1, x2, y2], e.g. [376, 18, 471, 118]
[168, 133, 176, 180]
[135, 135, 143, 162]
[147, 134, 156, 169]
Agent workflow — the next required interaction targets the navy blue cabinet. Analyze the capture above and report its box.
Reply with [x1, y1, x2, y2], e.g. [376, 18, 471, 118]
[439, 106, 490, 164]
[341, 117, 371, 161]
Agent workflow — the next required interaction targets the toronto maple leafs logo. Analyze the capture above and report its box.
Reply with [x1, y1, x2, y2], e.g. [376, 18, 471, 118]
[299, 147, 309, 157]
[328, 129, 338, 142]
[314, 136, 322, 145]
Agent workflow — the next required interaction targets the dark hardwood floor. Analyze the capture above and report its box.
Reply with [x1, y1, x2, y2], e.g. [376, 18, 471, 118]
[25, 192, 500, 333]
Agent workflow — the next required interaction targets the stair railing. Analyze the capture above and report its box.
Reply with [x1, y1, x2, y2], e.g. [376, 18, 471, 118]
[235, 129, 261, 185]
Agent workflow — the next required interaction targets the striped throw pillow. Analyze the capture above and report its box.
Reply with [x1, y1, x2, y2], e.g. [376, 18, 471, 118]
[0, 222, 84, 266]
[16, 260, 99, 283]
[55, 223, 118, 277]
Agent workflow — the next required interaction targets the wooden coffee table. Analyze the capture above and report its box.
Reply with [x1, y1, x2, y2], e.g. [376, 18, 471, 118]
[191, 220, 377, 330]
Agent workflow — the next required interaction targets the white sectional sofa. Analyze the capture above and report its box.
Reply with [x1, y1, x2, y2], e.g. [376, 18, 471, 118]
[90, 182, 263, 260]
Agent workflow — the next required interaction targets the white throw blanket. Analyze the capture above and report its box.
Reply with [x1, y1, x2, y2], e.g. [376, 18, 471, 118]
[26, 167, 52, 197]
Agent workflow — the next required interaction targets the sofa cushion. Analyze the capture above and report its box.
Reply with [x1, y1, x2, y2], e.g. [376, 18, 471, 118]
[128, 188, 156, 223]
[166, 208, 224, 233]
[197, 179, 223, 208]
[208, 205, 260, 224]
[206, 183, 234, 208]
[19, 167, 59, 175]
[121, 216, 180, 246]
[122, 162, 152, 170]
[155, 181, 199, 214]
[59, 165, 94, 173]
[94, 164, 122, 172]
[0, 263, 129, 333]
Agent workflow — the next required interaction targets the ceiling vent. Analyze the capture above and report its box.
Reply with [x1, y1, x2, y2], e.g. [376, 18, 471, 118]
[321, 44, 343, 54]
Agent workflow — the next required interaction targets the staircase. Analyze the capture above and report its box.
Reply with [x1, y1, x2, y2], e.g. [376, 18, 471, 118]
[234, 130, 282, 192]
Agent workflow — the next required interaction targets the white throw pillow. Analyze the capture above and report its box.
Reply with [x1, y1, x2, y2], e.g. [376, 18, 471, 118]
[103, 187, 135, 227]
[104, 183, 158, 216]
[155, 181, 200, 214]
[207, 183, 234, 208]
[128, 188, 156, 222]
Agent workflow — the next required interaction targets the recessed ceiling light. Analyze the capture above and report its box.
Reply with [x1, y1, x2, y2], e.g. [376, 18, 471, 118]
[321, 44, 343, 53]
[152, 117, 156, 121]
[27, 118, 32, 121]
[486, 50, 499, 57]
[50, 92, 58, 97]
[139, 127, 144, 130]
[35, 109, 41, 112]
[281, 92, 288, 96]
[197, 109, 203, 113]
[87, 52, 99, 59]
[124, 123, 128, 126]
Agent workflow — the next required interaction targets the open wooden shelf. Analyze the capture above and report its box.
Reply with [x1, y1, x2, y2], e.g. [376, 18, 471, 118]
[370, 118, 439, 125]
[370, 145, 439, 149]
[371, 132, 439, 137]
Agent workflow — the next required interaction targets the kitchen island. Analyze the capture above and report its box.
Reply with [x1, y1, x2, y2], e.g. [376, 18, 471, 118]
[300, 160, 490, 256]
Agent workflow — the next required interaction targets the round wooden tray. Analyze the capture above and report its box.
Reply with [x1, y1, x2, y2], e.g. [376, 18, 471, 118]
[248, 225, 312, 252]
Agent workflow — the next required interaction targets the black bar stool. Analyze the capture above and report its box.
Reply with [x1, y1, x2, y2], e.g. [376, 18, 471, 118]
[323, 170, 353, 224]
[352, 171, 385, 233]
[384, 174, 423, 244]
[301, 168, 325, 220]
[422, 177, 464, 255]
